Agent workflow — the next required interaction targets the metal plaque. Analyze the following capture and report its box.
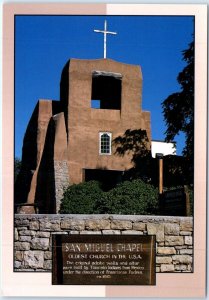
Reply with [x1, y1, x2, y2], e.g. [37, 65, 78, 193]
[52, 234, 156, 285]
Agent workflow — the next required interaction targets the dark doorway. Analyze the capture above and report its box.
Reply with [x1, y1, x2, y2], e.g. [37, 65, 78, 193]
[84, 169, 124, 191]
[91, 71, 122, 110]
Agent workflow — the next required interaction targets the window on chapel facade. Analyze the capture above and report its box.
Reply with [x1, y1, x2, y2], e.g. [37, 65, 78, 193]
[99, 132, 112, 155]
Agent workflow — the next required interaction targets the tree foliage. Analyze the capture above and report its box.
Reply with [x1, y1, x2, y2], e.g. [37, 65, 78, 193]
[14, 157, 22, 183]
[113, 129, 189, 186]
[162, 41, 194, 160]
[113, 129, 154, 183]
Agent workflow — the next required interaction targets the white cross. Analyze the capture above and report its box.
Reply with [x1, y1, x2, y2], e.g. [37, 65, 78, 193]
[94, 20, 117, 59]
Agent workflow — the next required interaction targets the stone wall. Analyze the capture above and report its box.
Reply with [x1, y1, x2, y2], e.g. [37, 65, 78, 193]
[54, 160, 69, 213]
[14, 214, 193, 273]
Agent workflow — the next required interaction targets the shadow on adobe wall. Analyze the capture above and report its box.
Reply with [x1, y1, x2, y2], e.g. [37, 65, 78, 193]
[35, 118, 56, 213]
[14, 103, 39, 208]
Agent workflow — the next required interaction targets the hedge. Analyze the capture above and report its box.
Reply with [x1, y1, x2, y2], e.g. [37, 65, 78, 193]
[59, 179, 159, 215]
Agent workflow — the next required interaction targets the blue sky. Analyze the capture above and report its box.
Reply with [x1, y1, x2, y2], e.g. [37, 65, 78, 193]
[15, 15, 194, 158]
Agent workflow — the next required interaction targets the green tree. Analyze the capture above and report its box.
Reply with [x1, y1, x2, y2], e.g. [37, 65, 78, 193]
[162, 40, 194, 162]
[113, 129, 186, 187]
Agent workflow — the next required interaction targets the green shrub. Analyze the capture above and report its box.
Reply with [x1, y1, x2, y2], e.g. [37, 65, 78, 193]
[96, 180, 159, 215]
[60, 179, 159, 215]
[59, 181, 103, 214]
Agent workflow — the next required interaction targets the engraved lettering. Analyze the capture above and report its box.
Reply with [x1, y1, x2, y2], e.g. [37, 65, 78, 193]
[53, 235, 155, 285]
[117, 243, 143, 252]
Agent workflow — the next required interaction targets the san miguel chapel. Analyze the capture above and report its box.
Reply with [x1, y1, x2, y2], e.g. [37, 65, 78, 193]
[15, 21, 151, 214]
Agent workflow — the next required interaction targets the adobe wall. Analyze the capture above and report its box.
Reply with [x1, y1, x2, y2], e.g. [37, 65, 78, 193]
[65, 59, 151, 184]
[14, 214, 193, 273]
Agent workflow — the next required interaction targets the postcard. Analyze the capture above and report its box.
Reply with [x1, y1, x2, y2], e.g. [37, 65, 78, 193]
[1, 3, 207, 298]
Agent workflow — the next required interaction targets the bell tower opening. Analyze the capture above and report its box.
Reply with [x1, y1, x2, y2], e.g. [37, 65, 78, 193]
[91, 71, 122, 110]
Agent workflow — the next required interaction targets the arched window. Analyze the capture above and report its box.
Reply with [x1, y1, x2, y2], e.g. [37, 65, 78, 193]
[99, 132, 112, 155]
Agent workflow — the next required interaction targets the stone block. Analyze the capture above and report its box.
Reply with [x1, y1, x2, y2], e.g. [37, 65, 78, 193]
[161, 264, 174, 272]
[19, 236, 32, 242]
[175, 264, 187, 271]
[15, 228, 18, 241]
[17, 227, 28, 231]
[165, 236, 184, 246]
[175, 246, 186, 250]
[79, 231, 101, 235]
[147, 223, 164, 242]
[172, 255, 192, 264]
[156, 257, 172, 264]
[43, 260, 52, 270]
[188, 264, 193, 272]
[156, 266, 161, 273]
[29, 221, 39, 230]
[158, 242, 165, 247]
[122, 230, 143, 235]
[146, 223, 156, 235]
[19, 230, 36, 236]
[15, 219, 29, 227]
[133, 222, 146, 231]
[14, 261, 22, 268]
[24, 251, 44, 269]
[85, 219, 110, 230]
[40, 220, 60, 231]
[179, 249, 193, 255]
[111, 220, 132, 230]
[164, 223, 179, 235]
[31, 238, 49, 250]
[15, 242, 30, 251]
[36, 232, 51, 238]
[102, 230, 121, 235]
[180, 219, 193, 231]
[185, 236, 193, 245]
[180, 231, 192, 236]
[157, 247, 176, 255]
[44, 251, 52, 260]
[15, 251, 24, 261]
[60, 219, 85, 231]
[51, 231, 68, 235]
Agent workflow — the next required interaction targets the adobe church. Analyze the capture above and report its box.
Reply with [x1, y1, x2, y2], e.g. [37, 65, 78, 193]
[15, 58, 151, 214]
[15, 24, 151, 214]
